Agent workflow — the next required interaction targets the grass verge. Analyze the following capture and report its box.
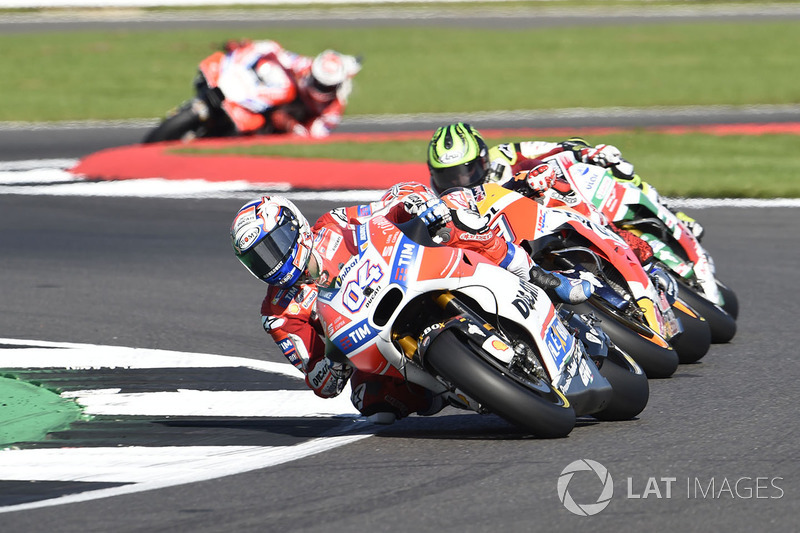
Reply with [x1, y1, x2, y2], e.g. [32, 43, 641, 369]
[174, 130, 800, 198]
[2, 20, 798, 121]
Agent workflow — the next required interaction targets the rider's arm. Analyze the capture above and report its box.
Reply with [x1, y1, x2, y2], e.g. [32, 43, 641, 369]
[487, 141, 563, 182]
[272, 103, 341, 138]
[436, 189, 534, 279]
[303, 99, 345, 138]
[270, 109, 308, 136]
[311, 183, 436, 231]
[261, 284, 349, 398]
[489, 138, 623, 181]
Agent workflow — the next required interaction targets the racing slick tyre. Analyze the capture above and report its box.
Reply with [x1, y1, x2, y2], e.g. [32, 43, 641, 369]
[142, 106, 203, 143]
[717, 279, 739, 320]
[670, 299, 712, 364]
[425, 330, 576, 438]
[592, 346, 649, 421]
[566, 300, 679, 379]
[676, 282, 737, 344]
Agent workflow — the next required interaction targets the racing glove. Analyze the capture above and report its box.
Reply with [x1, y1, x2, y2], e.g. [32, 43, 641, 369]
[416, 198, 452, 238]
[306, 357, 353, 398]
[401, 192, 431, 217]
[582, 144, 623, 167]
[675, 211, 705, 241]
[271, 109, 309, 136]
[524, 163, 558, 196]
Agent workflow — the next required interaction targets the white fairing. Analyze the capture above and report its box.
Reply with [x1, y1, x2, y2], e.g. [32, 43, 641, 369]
[316, 220, 587, 394]
[218, 53, 293, 113]
[561, 159, 722, 305]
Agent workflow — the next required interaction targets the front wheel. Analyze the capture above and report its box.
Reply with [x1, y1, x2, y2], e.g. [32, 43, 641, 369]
[670, 299, 712, 364]
[425, 330, 576, 438]
[676, 282, 736, 343]
[592, 347, 649, 421]
[142, 104, 204, 143]
[566, 301, 679, 379]
[717, 279, 739, 320]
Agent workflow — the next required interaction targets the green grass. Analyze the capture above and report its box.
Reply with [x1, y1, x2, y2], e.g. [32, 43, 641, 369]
[3, 11, 799, 197]
[2, 20, 799, 121]
[175, 131, 800, 198]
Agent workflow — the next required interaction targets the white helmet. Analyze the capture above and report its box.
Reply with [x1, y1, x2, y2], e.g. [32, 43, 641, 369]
[231, 195, 313, 287]
[306, 50, 351, 104]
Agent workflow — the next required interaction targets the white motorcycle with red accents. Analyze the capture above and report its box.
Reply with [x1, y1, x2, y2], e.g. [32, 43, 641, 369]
[314, 215, 648, 437]
[476, 182, 713, 375]
[542, 151, 737, 343]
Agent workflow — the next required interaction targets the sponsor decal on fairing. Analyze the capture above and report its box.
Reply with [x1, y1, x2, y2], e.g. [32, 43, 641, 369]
[390, 236, 419, 284]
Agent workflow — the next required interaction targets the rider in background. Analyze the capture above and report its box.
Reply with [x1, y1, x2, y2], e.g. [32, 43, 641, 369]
[485, 136, 705, 240]
[219, 39, 361, 137]
[424, 121, 655, 273]
[428, 122, 660, 265]
[230, 184, 592, 424]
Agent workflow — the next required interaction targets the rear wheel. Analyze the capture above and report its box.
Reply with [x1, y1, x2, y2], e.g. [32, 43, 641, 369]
[425, 330, 576, 438]
[670, 300, 712, 364]
[566, 301, 679, 379]
[592, 347, 649, 421]
[676, 282, 737, 343]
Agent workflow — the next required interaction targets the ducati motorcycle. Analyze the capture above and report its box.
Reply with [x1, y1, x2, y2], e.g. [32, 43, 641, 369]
[142, 50, 360, 143]
[314, 216, 649, 437]
[477, 183, 712, 376]
[544, 152, 737, 343]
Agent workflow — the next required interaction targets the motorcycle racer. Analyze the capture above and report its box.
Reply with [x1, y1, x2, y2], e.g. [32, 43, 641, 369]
[218, 39, 361, 137]
[231, 184, 593, 423]
[427, 122, 657, 265]
[485, 136, 704, 240]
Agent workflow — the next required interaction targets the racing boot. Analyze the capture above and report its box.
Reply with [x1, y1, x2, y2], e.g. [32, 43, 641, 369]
[350, 371, 444, 425]
[529, 266, 594, 304]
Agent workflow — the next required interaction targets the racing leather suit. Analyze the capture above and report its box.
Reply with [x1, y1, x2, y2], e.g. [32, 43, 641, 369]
[488, 142, 655, 265]
[260, 183, 533, 419]
[219, 39, 352, 137]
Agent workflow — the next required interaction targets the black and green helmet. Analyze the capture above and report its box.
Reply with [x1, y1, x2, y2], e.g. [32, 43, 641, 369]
[427, 122, 489, 194]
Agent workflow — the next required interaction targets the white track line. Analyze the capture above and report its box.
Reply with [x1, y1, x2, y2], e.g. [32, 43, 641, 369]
[1, 160, 798, 206]
[0, 338, 371, 513]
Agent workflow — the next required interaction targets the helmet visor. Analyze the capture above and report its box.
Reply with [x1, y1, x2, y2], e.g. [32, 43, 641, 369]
[431, 158, 486, 194]
[311, 76, 338, 95]
[307, 77, 338, 104]
[238, 219, 299, 281]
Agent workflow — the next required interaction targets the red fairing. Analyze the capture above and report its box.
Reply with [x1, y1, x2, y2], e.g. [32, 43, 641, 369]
[198, 52, 225, 87]
[221, 101, 267, 133]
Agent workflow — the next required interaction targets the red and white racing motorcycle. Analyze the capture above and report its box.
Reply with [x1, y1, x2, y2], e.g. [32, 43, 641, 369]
[540, 152, 737, 343]
[142, 47, 361, 143]
[314, 215, 649, 437]
[477, 183, 711, 375]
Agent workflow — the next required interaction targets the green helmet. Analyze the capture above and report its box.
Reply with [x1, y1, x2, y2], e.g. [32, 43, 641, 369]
[427, 122, 489, 194]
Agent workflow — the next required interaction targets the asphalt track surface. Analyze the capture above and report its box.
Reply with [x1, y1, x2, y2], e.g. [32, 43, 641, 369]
[2, 7, 800, 533]
[3, 189, 800, 532]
